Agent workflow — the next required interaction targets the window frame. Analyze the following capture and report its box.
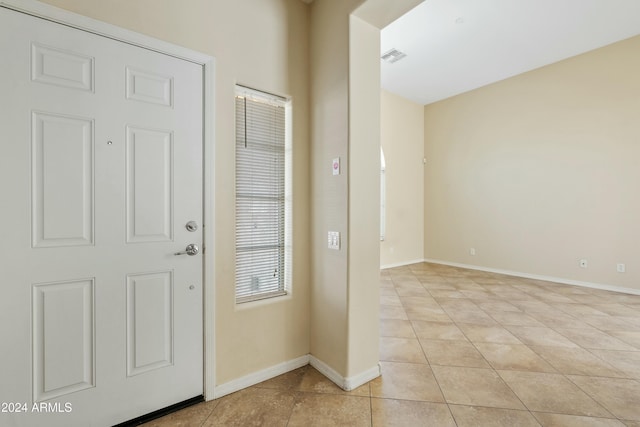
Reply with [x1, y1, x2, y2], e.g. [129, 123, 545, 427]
[234, 85, 292, 304]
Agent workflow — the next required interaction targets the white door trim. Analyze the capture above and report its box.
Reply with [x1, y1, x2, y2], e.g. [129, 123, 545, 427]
[0, 0, 217, 402]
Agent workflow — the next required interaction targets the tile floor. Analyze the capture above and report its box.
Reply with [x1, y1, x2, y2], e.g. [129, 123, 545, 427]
[144, 262, 640, 426]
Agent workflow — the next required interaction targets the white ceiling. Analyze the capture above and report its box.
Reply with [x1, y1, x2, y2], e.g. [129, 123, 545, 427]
[381, 0, 640, 105]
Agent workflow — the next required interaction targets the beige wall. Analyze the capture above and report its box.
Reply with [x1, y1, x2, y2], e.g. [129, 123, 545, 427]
[309, 0, 421, 380]
[309, 0, 357, 376]
[39, 0, 312, 385]
[380, 90, 425, 267]
[424, 35, 640, 290]
[347, 14, 381, 377]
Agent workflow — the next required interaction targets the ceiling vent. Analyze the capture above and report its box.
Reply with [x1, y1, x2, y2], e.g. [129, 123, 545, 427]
[381, 48, 407, 64]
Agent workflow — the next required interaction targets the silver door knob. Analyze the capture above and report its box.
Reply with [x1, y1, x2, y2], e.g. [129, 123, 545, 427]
[175, 243, 199, 256]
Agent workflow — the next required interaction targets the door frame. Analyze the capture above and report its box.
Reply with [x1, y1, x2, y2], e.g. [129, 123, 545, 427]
[0, 0, 217, 401]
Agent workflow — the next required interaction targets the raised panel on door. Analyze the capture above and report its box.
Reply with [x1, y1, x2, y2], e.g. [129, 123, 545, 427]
[32, 112, 94, 248]
[31, 43, 94, 92]
[125, 67, 173, 107]
[32, 279, 95, 402]
[125, 125, 174, 243]
[126, 271, 174, 376]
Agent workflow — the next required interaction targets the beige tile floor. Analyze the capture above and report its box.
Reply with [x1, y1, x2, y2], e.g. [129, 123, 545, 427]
[144, 262, 640, 426]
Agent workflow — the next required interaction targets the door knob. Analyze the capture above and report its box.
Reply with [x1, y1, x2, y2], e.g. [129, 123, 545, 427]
[175, 243, 199, 256]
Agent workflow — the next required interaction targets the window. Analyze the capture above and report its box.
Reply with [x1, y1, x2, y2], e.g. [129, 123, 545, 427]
[235, 85, 291, 303]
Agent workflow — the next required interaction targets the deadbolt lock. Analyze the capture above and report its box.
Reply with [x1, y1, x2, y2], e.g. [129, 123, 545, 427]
[185, 221, 198, 232]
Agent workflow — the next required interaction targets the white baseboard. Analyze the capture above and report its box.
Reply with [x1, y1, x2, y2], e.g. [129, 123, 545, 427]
[308, 356, 345, 389]
[213, 354, 310, 399]
[381, 259, 426, 270]
[345, 363, 381, 391]
[422, 258, 640, 296]
[213, 354, 381, 398]
[309, 356, 380, 391]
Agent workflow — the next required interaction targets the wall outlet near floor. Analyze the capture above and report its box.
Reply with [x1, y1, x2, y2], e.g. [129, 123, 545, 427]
[617, 263, 626, 273]
[469, 248, 476, 256]
[579, 259, 588, 268]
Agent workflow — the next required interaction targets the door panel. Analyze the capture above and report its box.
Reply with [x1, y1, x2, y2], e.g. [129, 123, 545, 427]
[31, 42, 95, 92]
[126, 271, 174, 376]
[32, 112, 94, 247]
[125, 125, 174, 243]
[32, 279, 95, 402]
[0, 7, 203, 427]
[125, 67, 173, 107]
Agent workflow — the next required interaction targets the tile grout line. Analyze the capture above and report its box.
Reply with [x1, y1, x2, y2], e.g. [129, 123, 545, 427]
[421, 271, 535, 423]
[393, 270, 461, 425]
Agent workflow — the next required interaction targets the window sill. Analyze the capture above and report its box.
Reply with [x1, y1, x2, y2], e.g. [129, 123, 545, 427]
[235, 290, 290, 310]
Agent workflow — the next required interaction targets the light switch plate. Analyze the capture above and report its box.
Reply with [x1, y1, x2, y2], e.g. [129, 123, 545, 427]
[328, 231, 340, 250]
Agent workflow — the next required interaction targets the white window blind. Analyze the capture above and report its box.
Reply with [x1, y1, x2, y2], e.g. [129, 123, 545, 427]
[235, 86, 290, 303]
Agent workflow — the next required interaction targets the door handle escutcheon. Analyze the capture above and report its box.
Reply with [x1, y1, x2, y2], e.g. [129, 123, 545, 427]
[175, 243, 199, 256]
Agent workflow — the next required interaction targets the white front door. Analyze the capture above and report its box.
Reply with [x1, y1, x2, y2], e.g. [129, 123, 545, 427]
[0, 7, 203, 427]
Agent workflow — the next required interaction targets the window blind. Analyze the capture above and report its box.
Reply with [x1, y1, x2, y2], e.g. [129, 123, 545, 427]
[235, 87, 288, 303]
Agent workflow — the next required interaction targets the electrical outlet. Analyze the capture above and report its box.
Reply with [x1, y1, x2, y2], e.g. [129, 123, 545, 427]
[579, 259, 588, 268]
[617, 263, 626, 273]
[469, 248, 476, 256]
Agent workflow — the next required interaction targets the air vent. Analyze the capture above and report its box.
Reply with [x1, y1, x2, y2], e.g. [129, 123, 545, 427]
[381, 48, 407, 64]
